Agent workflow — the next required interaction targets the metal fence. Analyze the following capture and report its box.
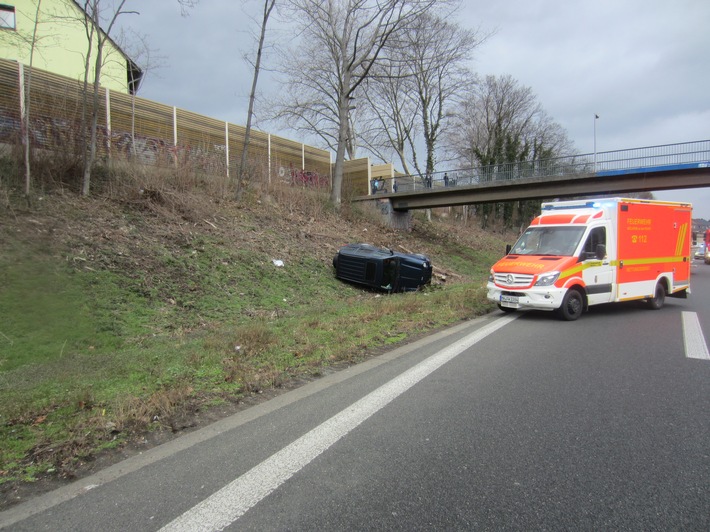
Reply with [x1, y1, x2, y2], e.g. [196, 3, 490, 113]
[0, 59, 332, 184]
[375, 140, 710, 195]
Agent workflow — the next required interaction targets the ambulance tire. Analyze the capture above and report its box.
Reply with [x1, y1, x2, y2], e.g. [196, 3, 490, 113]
[557, 289, 583, 321]
[647, 282, 666, 310]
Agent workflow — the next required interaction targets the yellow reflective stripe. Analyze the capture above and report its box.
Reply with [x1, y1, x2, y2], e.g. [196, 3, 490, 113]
[676, 223, 688, 256]
[559, 261, 598, 280]
[622, 256, 687, 265]
[557, 256, 687, 282]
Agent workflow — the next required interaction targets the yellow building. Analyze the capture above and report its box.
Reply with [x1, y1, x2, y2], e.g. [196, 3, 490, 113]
[0, 0, 141, 94]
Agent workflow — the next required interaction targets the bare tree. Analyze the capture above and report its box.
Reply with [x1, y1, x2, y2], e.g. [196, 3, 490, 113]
[403, 14, 483, 181]
[2, 0, 47, 198]
[77, 2, 96, 173]
[79, 0, 139, 196]
[446, 74, 573, 227]
[274, 0, 440, 207]
[178, 0, 200, 15]
[236, 0, 277, 200]
[22, 0, 43, 199]
[116, 29, 165, 159]
[447, 74, 574, 167]
[360, 58, 419, 176]
[364, 13, 484, 184]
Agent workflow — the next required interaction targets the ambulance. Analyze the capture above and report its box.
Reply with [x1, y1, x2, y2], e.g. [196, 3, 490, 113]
[487, 197, 692, 320]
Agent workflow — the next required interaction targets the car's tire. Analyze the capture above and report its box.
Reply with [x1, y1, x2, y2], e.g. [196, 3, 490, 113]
[497, 304, 516, 313]
[647, 282, 666, 310]
[557, 289, 584, 321]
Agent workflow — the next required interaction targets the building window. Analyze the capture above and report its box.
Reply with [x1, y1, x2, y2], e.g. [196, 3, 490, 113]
[0, 4, 15, 30]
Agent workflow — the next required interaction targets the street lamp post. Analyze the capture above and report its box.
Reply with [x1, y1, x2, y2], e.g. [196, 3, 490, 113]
[594, 114, 599, 172]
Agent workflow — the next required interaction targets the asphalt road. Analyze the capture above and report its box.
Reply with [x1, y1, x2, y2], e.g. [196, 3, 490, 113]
[2, 263, 709, 531]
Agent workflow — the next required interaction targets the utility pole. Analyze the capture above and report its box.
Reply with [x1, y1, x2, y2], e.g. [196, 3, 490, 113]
[594, 113, 599, 172]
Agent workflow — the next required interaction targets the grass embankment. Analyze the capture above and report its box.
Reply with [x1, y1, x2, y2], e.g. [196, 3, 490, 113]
[0, 182, 508, 491]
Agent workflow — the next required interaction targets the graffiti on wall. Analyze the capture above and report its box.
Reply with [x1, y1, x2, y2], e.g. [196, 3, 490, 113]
[289, 164, 330, 188]
[0, 109, 231, 175]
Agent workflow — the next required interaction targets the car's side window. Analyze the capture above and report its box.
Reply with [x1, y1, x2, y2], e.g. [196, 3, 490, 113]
[582, 227, 606, 257]
[365, 262, 376, 282]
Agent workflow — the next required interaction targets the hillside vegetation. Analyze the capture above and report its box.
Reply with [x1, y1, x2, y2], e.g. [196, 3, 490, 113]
[0, 168, 511, 506]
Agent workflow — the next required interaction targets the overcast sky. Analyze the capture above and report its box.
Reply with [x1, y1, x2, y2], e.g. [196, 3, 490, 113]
[117, 0, 710, 216]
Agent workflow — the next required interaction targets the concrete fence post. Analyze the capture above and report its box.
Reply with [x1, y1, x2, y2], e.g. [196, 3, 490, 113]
[105, 88, 111, 158]
[172, 106, 178, 168]
[225, 121, 229, 179]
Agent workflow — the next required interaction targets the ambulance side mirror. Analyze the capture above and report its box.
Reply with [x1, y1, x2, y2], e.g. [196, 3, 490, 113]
[581, 244, 607, 261]
[596, 244, 606, 259]
[505, 244, 512, 255]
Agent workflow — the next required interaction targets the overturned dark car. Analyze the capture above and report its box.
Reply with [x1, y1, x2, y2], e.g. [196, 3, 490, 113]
[332, 243, 433, 292]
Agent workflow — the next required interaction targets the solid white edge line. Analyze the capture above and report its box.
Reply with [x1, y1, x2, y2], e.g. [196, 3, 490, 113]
[159, 313, 519, 531]
[682, 311, 710, 360]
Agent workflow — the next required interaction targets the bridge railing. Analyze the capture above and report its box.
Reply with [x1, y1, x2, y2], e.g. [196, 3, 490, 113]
[379, 140, 710, 196]
[594, 140, 710, 174]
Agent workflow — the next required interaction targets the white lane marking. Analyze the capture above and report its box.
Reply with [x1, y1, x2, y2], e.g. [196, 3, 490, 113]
[682, 311, 710, 360]
[160, 314, 518, 531]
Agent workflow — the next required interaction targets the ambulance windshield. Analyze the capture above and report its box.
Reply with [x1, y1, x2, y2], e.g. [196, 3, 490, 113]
[510, 226, 586, 256]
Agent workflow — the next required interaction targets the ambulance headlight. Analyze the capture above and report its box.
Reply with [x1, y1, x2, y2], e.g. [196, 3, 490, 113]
[535, 271, 560, 286]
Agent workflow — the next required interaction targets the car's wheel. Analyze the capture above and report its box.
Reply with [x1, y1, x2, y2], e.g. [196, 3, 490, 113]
[647, 282, 666, 310]
[557, 289, 584, 321]
[497, 304, 516, 313]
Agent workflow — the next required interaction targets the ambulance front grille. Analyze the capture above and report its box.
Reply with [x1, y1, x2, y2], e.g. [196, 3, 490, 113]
[494, 272, 534, 287]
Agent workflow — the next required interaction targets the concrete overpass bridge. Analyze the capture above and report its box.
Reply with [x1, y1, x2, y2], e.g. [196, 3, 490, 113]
[360, 140, 710, 212]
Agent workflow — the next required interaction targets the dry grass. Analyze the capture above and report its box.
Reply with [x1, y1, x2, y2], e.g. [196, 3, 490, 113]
[0, 152, 513, 497]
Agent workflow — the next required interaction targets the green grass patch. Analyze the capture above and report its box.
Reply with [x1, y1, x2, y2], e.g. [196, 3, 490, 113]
[0, 192, 507, 487]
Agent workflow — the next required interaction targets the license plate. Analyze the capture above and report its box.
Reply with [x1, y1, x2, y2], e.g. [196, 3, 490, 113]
[500, 295, 518, 304]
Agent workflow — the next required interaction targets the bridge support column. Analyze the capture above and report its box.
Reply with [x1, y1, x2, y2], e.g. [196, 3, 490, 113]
[363, 198, 412, 230]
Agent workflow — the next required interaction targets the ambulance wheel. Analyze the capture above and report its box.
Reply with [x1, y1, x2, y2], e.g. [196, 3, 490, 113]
[647, 282, 666, 310]
[557, 289, 583, 321]
[497, 304, 516, 313]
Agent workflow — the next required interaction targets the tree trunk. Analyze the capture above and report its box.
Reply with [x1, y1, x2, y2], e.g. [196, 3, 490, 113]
[23, 0, 43, 198]
[81, 0, 130, 196]
[236, 0, 275, 200]
[82, 42, 103, 197]
[330, 83, 352, 207]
